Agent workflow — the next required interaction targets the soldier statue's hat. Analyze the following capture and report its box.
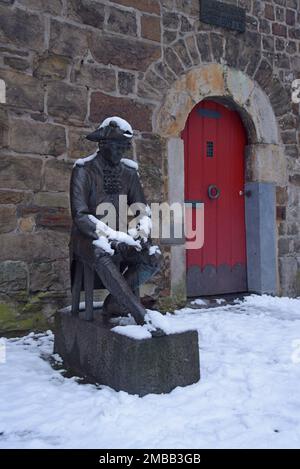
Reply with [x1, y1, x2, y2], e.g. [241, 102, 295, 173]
[86, 117, 133, 142]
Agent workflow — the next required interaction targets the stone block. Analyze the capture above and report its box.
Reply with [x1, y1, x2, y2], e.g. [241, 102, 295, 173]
[70, 64, 116, 92]
[47, 82, 88, 123]
[68, 128, 97, 160]
[107, 7, 137, 37]
[0, 6, 44, 51]
[89, 33, 161, 72]
[20, 0, 63, 15]
[0, 261, 28, 293]
[0, 231, 69, 262]
[9, 119, 66, 156]
[0, 155, 42, 191]
[33, 54, 71, 81]
[118, 71, 135, 96]
[0, 205, 17, 234]
[110, 0, 160, 15]
[0, 70, 44, 112]
[141, 14, 161, 42]
[54, 309, 200, 396]
[66, 0, 105, 28]
[43, 159, 73, 192]
[49, 20, 89, 58]
[90, 92, 154, 132]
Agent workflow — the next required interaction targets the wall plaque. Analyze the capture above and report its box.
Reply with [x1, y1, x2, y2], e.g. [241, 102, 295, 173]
[200, 0, 246, 33]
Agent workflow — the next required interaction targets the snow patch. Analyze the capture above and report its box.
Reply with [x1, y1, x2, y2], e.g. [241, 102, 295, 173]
[121, 158, 138, 170]
[149, 245, 161, 256]
[99, 117, 133, 138]
[73, 151, 98, 167]
[89, 215, 141, 255]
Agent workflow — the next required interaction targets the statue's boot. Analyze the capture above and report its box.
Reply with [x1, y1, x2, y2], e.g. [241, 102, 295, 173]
[94, 254, 146, 325]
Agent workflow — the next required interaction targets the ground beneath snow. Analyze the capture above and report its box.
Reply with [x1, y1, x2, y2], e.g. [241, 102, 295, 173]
[1, 294, 300, 449]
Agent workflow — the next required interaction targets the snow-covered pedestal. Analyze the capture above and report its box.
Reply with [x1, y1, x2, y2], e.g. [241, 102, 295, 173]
[54, 309, 200, 396]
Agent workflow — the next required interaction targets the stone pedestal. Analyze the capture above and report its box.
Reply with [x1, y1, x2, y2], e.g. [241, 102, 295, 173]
[54, 309, 200, 396]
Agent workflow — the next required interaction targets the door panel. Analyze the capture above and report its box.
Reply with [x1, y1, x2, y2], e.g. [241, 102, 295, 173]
[182, 100, 248, 296]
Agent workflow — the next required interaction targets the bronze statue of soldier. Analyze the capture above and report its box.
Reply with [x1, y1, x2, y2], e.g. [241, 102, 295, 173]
[69, 117, 161, 326]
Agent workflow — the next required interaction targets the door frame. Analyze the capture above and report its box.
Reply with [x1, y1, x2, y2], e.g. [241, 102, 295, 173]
[156, 65, 287, 300]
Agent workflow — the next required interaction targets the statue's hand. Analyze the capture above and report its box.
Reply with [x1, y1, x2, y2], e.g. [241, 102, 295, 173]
[116, 242, 139, 259]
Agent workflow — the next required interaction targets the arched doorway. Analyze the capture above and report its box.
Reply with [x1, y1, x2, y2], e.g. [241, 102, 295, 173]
[155, 64, 286, 301]
[182, 99, 248, 296]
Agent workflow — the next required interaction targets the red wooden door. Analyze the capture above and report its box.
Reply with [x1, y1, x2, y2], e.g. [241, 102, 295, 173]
[182, 100, 248, 296]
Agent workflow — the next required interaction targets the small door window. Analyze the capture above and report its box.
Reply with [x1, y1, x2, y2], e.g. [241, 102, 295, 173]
[206, 141, 214, 157]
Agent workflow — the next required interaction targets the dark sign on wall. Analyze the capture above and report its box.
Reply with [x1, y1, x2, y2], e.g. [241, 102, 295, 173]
[200, 0, 246, 33]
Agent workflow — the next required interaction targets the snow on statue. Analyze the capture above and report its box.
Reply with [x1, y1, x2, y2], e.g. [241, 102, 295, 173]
[69, 116, 162, 331]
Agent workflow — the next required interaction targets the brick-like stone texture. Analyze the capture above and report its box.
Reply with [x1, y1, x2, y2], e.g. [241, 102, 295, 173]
[0, 0, 299, 333]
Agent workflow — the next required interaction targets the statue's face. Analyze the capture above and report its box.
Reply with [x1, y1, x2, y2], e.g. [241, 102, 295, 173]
[101, 140, 131, 166]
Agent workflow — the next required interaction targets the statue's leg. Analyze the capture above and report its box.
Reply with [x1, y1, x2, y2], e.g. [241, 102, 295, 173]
[93, 247, 147, 325]
[124, 248, 162, 293]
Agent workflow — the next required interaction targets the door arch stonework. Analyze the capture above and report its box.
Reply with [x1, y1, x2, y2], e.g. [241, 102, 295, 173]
[154, 64, 287, 299]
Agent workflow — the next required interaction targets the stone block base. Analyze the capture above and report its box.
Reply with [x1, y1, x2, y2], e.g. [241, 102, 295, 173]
[54, 309, 200, 396]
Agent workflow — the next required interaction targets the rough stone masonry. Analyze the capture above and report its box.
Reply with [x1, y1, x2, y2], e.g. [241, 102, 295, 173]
[0, 0, 299, 334]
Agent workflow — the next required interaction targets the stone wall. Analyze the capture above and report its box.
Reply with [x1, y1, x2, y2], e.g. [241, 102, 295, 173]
[0, 0, 299, 334]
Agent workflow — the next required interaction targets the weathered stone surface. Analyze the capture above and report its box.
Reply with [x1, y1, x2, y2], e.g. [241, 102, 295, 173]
[246, 144, 287, 186]
[3, 56, 30, 72]
[110, 0, 160, 14]
[33, 192, 69, 209]
[154, 61, 176, 84]
[185, 35, 200, 66]
[0, 70, 44, 112]
[36, 208, 71, 230]
[141, 14, 161, 42]
[244, 84, 280, 144]
[68, 128, 97, 160]
[67, 0, 105, 28]
[279, 256, 299, 296]
[20, 0, 63, 15]
[33, 54, 70, 81]
[0, 190, 33, 206]
[0, 205, 17, 234]
[107, 7, 137, 36]
[49, 20, 89, 58]
[0, 261, 28, 293]
[47, 82, 88, 123]
[0, 6, 44, 51]
[210, 32, 224, 63]
[89, 33, 161, 72]
[90, 92, 154, 132]
[163, 11, 180, 30]
[164, 47, 184, 76]
[29, 259, 70, 293]
[118, 71, 135, 96]
[196, 33, 212, 63]
[9, 119, 66, 156]
[0, 155, 42, 191]
[136, 137, 164, 202]
[173, 39, 192, 68]
[44, 159, 73, 192]
[54, 310, 200, 396]
[18, 216, 36, 233]
[144, 70, 169, 94]
[0, 231, 69, 262]
[71, 64, 116, 92]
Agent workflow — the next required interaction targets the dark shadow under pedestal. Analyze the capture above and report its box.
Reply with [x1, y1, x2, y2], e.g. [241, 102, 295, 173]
[54, 309, 200, 396]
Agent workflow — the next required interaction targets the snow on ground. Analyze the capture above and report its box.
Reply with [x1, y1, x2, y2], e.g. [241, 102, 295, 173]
[1, 294, 300, 449]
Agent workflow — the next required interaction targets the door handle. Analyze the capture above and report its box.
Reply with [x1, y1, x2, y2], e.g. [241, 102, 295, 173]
[208, 185, 220, 200]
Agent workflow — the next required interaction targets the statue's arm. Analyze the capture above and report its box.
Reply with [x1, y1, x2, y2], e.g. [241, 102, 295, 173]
[70, 166, 98, 240]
